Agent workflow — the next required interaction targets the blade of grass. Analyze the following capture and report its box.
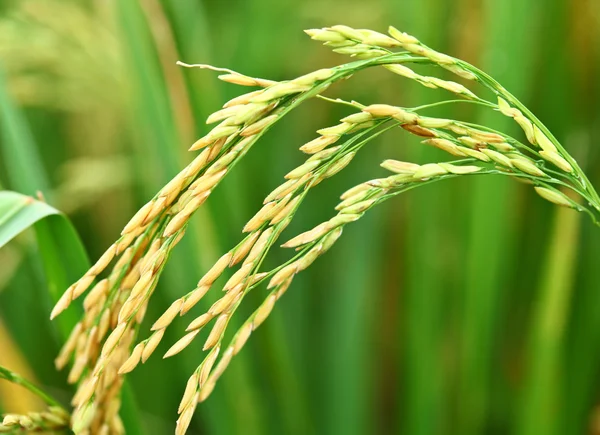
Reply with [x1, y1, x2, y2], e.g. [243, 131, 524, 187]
[517, 206, 580, 435]
[0, 62, 71, 366]
[322, 211, 383, 435]
[0, 69, 78, 385]
[114, 2, 264, 433]
[197, 3, 315, 433]
[0, 62, 145, 429]
[560, 1, 600, 431]
[0, 250, 59, 387]
[391, 2, 451, 434]
[0, 191, 83, 333]
[562, 222, 600, 434]
[0, 190, 144, 433]
[0, 67, 50, 198]
[113, 1, 208, 429]
[518, 1, 588, 434]
[458, 0, 540, 433]
[0, 321, 43, 413]
[161, 0, 217, 122]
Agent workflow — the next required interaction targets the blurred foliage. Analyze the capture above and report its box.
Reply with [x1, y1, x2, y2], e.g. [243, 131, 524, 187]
[1, 0, 600, 434]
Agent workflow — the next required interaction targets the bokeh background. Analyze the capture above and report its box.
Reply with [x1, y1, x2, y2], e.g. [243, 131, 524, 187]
[1, 0, 600, 434]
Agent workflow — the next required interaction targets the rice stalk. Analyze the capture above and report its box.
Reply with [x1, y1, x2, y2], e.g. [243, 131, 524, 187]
[309, 25, 600, 208]
[179, 159, 514, 415]
[44, 24, 600, 434]
[167, 90, 594, 432]
[50, 52, 428, 433]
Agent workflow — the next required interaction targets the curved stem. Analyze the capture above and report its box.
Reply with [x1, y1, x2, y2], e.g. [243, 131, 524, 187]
[412, 99, 497, 111]
[454, 60, 600, 209]
[0, 366, 63, 408]
[358, 49, 599, 211]
[316, 95, 365, 109]
[197, 120, 398, 359]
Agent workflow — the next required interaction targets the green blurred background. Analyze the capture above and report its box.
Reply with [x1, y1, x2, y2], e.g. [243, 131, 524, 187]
[1, 0, 600, 434]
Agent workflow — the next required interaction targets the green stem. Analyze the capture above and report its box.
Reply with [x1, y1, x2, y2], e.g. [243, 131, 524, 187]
[355, 49, 600, 211]
[455, 60, 600, 208]
[314, 90, 599, 225]
[190, 120, 397, 366]
[0, 366, 63, 409]
[412, 99, 497, 111]
[518, 206, 580, 435]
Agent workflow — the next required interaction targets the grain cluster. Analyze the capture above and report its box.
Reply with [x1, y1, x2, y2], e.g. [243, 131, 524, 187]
[46, 24, 600, 435]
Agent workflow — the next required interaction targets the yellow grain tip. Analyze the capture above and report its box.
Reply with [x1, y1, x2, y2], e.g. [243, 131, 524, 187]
[539, 150, 573, 173]
[267, 264, 297, 289]
[243, 202, 277, 232]
[71, 274, 96, 300]
[210, 347, 234, 381]
[129, 270, 154, 300]
[121, 202, 153, 235]
[534, 186, 573, 208]
[102, 323, 127, 357]
[178, 372, 201, 414]
[118, 342, 144, 374]
[208, 285, 243, 316]
[223, 263, 254, 291]
[198, 252, 233, 287]
[180, 286, 211, 315]
[198, 380, 216, 402]
[186, 313, 213, 332]
[164, 330, 200, 359]
[175, 404, 196, 435]
[380, 159, 420, 174]
[233, 323, 253, 355]
[203, 314, 229, 351]
[281, 223, 328, 248]
[199, 346, 221, 387]
[142, 329, 165, 363]
[152, 299, 184, 331]
[253, 294, 277, 329]
[50, 286, 74, 320]
[230, 232, 261, 266]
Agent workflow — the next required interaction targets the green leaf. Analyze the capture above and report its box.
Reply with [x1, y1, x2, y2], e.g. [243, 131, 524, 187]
[0, 190, 144, 434]
[0, 191, 59, 249]
[0, 190, 85, 336]
[0, 66, 50, 198]
[458, 1, 541, 433]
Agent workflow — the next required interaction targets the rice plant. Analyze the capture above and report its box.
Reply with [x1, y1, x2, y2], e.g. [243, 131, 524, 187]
[2, 23, 600, 435]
